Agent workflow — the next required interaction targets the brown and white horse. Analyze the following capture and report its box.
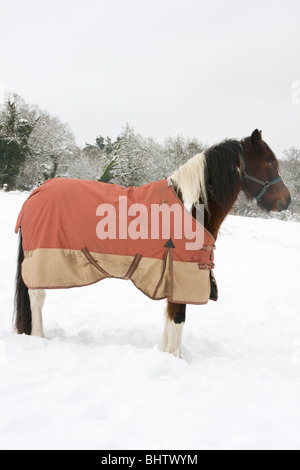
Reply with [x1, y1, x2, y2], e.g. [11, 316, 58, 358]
[14, 129, 291, 355]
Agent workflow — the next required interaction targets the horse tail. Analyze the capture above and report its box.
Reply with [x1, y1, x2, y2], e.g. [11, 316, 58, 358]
[14, 230, 32, 335]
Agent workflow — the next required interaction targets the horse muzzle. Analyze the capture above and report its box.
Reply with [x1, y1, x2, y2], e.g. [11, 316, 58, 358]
[275, 195, 292, 212]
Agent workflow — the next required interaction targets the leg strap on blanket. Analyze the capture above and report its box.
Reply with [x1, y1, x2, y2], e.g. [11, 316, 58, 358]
[82, 247, 112, 278]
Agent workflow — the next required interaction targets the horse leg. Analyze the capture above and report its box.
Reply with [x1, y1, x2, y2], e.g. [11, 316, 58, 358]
[28, 289, 46, 338]
[160, 301, 186, 356]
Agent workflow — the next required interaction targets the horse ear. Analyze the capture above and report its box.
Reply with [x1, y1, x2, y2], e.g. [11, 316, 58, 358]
[251, 129, 262, 145]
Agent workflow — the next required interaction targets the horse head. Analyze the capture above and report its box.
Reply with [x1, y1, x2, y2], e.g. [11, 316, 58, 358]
[241, 129, 291, 212]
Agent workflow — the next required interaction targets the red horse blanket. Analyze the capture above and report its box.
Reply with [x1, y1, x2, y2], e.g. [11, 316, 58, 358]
[16, 178, 217, 304]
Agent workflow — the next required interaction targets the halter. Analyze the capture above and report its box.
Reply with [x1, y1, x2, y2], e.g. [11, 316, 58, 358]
[239, 144, 282, 201]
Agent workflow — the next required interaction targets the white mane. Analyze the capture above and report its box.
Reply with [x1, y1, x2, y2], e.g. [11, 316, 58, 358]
[171, 152, 208, 210]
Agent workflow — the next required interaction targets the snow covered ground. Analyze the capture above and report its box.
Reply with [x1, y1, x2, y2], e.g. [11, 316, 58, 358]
[0, 190, 300, 450]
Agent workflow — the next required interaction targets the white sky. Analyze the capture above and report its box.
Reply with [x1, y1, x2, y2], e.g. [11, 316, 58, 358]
[1, 0, 300, 155]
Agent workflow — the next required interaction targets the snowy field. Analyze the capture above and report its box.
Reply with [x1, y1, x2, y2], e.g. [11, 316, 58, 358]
[0, 190, 300, 450]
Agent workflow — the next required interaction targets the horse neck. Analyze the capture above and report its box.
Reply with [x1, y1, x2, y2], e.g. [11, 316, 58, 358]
[202, 142, 242, 239]
[190, 185, 240, 240]
[172, 144, 242, 240]
[203, 194, 239, 240]
[199, 173, 241, 240]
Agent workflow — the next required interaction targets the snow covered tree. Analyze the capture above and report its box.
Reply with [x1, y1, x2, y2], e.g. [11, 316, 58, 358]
[21, 110, 77, 187]
[104, 137, 113, 154]
[111, 124, 145, 186]
[95, 135, 105, 150]
[163, 135, 207, 177]
[0, 97, 37, 189]
[110, 124, 163, 187]
[0, 93, 78, 190]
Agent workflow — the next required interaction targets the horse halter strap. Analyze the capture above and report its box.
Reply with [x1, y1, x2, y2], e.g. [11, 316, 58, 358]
[239, 144, 282, 201]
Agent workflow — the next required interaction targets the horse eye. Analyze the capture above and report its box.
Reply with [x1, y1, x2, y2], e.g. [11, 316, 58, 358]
[268, 161, 276, 167]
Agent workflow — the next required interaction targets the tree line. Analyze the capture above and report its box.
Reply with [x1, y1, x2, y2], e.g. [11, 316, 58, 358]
[0, 93, 299, 221]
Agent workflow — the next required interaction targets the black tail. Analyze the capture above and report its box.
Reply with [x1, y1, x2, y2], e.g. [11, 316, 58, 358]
[14, 231, 32, 335]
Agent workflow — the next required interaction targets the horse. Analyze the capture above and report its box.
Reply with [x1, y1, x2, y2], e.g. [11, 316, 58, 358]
[14, 129, 291, 355]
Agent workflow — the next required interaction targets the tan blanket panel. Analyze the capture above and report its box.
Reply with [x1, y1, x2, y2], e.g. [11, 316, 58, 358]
[22, 248, 213, 304]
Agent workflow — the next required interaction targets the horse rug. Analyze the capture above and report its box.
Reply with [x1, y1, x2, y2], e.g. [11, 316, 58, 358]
[15, 178, 218, 305]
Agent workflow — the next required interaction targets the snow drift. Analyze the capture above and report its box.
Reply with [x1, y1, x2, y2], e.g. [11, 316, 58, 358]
[0, 190, 300, 450]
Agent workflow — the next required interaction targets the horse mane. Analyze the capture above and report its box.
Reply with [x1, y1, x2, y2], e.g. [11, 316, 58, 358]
[171, 139, 241, 211]
[171, 152, 208, 208]
[204, 139, 241, 208]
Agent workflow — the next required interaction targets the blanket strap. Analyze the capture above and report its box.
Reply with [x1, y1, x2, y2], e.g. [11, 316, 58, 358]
[123, 254, 142, 280]
[82, 247, 112, 278]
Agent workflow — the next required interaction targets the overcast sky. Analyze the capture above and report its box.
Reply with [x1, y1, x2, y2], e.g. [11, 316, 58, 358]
[1, 0, 300, 156]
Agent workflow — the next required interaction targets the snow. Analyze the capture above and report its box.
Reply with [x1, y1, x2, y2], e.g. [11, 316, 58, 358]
[0, 190, 300, 450]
